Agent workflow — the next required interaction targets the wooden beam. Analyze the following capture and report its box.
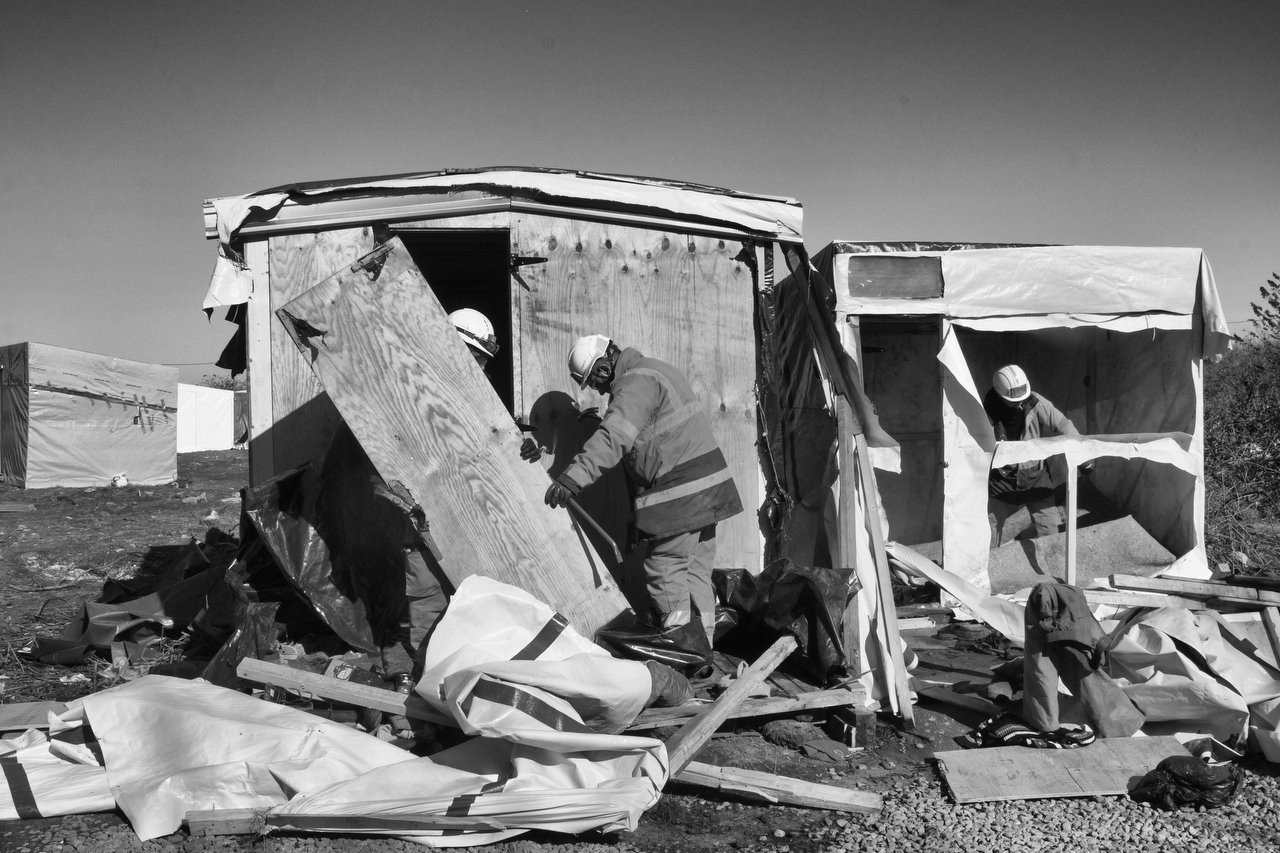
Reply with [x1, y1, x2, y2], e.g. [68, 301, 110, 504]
[244, 239, 274, 487]
[185, 808, 506, 837]
[675, 761, 882, 814]
[1110, 574, 1280, 606]
[663, 635, 798, 775]
[275, 238, 628, 637]
[1083, 588, 1206, 611]
[1262, 608, 1280, 666]
[836, 398, 861, 676]
[1064, 466, 1078, 586]
[627, 687, 862, 731]
[855, 433, 916, 730]
[235, 657, 434, 719]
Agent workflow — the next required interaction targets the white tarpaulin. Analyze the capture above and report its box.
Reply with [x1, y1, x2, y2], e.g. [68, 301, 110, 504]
[33, 577, 662, 845]
[833, 246, 1230, 356]
[176, 383, 235, 452]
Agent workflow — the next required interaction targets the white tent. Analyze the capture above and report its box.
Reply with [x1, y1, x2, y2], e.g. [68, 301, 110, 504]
[0, 342, 177, 488]
[177, 383, 235, 452]
[811, 242, 1232, 590]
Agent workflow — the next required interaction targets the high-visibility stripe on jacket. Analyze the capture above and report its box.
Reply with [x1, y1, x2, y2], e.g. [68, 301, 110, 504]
[560, 347, 743, 537]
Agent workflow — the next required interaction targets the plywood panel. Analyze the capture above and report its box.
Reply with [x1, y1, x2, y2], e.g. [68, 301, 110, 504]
[276, 238, 628, 637]
[934, 736, 1186, 803]
[513, 216, 758, 570]
[267, 228, 371, 476]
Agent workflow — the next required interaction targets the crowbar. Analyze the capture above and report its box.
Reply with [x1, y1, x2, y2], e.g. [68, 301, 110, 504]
[565, 497, 625, 563]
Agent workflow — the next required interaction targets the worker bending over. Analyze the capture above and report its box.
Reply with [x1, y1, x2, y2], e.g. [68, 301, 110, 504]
[532, 335, 743, 644]
[983, 364, 1091, 546]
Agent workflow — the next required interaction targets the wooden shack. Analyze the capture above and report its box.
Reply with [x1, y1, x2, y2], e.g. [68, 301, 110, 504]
[805, 242, 1234, 591]
[200, 168, 841, 639]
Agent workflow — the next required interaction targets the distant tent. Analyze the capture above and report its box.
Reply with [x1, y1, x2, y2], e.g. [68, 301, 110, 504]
[0, 342, 177, 488]
[177, 383, 236, 452]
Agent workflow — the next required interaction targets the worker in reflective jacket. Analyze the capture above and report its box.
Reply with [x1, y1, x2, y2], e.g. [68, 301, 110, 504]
[532, 334, 743, 643]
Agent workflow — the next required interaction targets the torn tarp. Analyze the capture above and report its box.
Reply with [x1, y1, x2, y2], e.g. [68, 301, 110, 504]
[39, 576, 662, 845]
[22, 540, 233, 665]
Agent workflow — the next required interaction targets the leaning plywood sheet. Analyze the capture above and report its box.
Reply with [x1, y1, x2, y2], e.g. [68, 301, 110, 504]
[276, 238, 628, 637]
[934, 736, 1187, 803]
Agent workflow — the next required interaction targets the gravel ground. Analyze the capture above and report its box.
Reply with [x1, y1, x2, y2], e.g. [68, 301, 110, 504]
[3, 754, 1278, 852]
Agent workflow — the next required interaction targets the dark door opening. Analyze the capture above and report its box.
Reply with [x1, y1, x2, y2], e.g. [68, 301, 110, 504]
[396, 229, 515, 414]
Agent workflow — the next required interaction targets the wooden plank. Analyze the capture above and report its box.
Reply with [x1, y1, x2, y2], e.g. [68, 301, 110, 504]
[244, 239, 274, 487]
[276, 238, 628, 638]
[0, 701, 65, 731]
[1083, 588, 1207, 610]
[855, 433, 916, 729]
[1262, 608, 1280, 666]
[1111, 574, 1280, 606]
[664, 635, 798, 775]
[236, 657, 433, 719]
[185, 808, 506, 837]
[266, 231, 360, 479]
[1064, 466, 1078, 586]
[675, 761, 882, 814]
[836, 398, 861, 676]
[934, 735, 1187, 803]
[627, 687, 862, 731]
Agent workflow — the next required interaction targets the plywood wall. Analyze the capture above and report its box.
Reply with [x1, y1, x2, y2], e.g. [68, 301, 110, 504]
[511, 216, 759, 569]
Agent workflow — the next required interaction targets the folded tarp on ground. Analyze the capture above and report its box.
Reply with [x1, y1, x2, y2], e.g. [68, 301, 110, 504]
[5, 576, 665, 845]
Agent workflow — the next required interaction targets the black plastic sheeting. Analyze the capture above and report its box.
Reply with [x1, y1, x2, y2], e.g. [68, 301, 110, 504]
[716, 561, 859, 686]
[241, 423, 450, 654]
[22, 540, 236, 665]
[596, 616, 715, 679]
[753, 245, 838, 564]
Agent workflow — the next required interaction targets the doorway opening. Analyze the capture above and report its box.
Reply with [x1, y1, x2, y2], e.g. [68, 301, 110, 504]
[396, 229, 515, 414]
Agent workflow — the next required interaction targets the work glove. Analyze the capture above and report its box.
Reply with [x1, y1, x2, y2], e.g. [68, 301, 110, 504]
[519, 437, 544, 462]
[544, 478, 579, 508]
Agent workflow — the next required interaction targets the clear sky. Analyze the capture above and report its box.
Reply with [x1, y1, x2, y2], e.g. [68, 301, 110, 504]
[4, 1, 1277, 381]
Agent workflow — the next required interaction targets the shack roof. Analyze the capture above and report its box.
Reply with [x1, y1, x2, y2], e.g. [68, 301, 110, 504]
[203, 166, 804, 245]
[813, 241, 1231, 356]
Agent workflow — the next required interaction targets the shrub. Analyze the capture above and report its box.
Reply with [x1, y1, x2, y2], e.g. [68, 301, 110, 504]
[1203, 274, 1280, 574]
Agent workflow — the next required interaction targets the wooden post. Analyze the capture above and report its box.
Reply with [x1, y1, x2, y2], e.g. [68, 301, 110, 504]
[1064, 465, 1078, 586]
[836, 398, 860, 675]
[854, 433, 916, 730]
[664, 635, 798, 775]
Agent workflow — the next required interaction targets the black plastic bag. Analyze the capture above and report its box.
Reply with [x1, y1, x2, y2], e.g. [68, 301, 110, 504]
[1130, 755, 1244, 811]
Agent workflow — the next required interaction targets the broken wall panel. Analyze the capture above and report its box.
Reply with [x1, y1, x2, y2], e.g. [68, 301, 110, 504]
[277, 237, 628, 637]
[265, 228, 371, 476]
[513, 216, 759, 570]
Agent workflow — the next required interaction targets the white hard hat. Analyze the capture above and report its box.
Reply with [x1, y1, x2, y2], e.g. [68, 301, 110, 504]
[568, 334, 612, 388]
[448, 308, 498, 357]
[993, 364, 1031, 403]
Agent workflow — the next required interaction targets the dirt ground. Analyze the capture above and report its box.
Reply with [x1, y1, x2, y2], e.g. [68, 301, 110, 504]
[0, 450, 997, 851]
